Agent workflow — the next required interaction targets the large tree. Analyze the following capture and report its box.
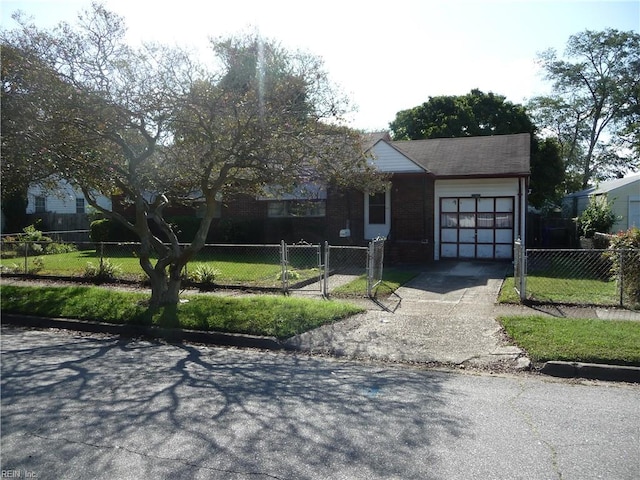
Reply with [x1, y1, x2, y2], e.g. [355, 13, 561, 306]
[528, 28, 640, 190]
[389, 89, 564, 208]
[1, 3, 380, 306]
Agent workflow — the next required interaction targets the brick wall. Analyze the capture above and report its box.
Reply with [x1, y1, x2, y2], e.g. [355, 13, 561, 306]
[387, 174, 435, 263]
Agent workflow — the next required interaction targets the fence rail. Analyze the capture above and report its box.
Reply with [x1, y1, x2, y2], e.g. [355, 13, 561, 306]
[0, 238, 386, 299]
[514, 245, 640, 308]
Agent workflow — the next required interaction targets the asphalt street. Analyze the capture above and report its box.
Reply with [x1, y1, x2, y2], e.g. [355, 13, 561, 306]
[2, 327, 639, 480]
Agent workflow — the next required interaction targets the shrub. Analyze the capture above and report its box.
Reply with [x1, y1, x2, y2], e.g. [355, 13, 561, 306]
[89, 219, 111, 243]
[29, 257, 45, 274]
[277, 269, 301, 281]
[83, 259, 123, 280]
[188, 264, 221, 285]
[44, 242, 78, 255]
[606, 227, 640, 305]
[15, 224, 52, 255]
[577, 196, 617, 238]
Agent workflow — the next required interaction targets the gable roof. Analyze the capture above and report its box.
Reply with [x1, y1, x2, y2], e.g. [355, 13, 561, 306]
[564, 174, 640, 198]
[389, 133, 530, 177]
[361, 131, 392, 151]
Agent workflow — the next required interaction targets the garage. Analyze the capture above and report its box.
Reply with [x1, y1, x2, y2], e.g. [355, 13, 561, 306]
[440, 196, 514, 259]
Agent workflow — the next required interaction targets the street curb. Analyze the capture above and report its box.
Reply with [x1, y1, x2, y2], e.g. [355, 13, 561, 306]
[1, 313, 290, 352]
[541, 361, 640, 383]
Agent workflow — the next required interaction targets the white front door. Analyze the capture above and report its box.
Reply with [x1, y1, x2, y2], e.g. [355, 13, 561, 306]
[364, 189, 390, 239]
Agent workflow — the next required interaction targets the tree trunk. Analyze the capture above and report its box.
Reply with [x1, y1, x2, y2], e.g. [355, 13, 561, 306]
[147, 266, 182, 307]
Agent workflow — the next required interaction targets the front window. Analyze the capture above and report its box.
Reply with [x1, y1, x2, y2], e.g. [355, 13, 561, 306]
[75, 198, 85, 214]
[268, 200, 326, 218]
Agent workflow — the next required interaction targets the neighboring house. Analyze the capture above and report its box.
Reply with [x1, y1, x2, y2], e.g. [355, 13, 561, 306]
[26, 179, 112, 232]
[563, 174, 640, 233]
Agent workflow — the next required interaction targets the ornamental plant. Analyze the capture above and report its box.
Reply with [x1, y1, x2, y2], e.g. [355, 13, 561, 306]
[577, 196, 617, 238]
[606, 227, 640, 306]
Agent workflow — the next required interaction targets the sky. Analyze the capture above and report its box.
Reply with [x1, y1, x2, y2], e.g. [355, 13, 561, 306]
[2, 0, 639, 131]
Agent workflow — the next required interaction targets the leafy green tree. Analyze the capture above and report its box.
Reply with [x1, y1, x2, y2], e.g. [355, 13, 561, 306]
[390, 89, 534, 139]
[1, 3, 380, 306]
[0, 38, 73, 230]
[389, 89, 564, 208]
[528, 28, 640, 190]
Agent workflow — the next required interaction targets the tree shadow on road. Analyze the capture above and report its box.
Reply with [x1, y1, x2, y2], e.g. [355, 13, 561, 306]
[1, 326, 469, 479]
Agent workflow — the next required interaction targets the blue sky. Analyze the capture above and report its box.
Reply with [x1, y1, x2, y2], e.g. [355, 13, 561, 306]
[2, 0, 639, 131]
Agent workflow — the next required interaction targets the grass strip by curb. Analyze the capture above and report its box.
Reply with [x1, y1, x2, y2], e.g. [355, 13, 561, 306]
[0, 285, 363, 339]
[499, 315, 640, 366]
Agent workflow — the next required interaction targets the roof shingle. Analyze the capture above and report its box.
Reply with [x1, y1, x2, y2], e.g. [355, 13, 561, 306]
[389, 133, 530, 177]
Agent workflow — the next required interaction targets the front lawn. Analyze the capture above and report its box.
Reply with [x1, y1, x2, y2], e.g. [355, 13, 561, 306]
[499, 315, 640, 366]
[0, 248, 320, 287]
[0, 285, 363, 339]
[499, 275, 619, 306]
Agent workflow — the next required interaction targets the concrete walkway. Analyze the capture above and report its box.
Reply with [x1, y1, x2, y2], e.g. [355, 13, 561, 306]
[287, 260, 640, 379]
[286, 261, 528, 370]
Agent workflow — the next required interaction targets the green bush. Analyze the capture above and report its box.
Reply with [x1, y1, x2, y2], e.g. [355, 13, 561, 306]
[188, 264, 221, 285]
[577, 196, 617, 238]
[89, 219, 111, 243]
[44, 242, 78, 255]
[83, 259, 123, 280]
[606, 227, 640, 305]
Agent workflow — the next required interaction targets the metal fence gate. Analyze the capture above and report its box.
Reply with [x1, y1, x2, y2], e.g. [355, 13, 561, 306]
[281, 240, 324, 295]
[367, 237, 385, 297]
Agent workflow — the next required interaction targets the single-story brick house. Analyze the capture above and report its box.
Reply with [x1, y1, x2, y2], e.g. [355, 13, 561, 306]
[196, 132, 530, 263]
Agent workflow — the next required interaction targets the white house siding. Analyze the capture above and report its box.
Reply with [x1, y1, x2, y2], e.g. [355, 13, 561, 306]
[27, 181, 112, 214]
[607, 181, 640, 232]
[564, 176, 640, 233]
[368, 141, 425, 173]
[434, 178, 524, 260]
[629, 195, 640, 229]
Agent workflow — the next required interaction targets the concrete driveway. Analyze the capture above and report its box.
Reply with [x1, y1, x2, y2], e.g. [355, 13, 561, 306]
[287, 261, 527, 370]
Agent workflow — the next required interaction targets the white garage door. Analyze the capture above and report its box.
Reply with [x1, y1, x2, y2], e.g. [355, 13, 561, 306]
[440, 197, 514, 259]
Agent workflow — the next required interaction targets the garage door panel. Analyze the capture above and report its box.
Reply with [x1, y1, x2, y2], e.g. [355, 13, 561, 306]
[477, 245, 494, 258]
[459, 230, 476, 242]
[459, 244, 475, 258]
[442, 229, 458, 242]
[441, 244, 457, 258]
[477, 229, 494, 243]
[496, 229, 513, 243]
[495, 244, 512, 259]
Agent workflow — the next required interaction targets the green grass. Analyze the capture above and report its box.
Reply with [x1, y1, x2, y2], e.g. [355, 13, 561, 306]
[499, 275, 619, 305]
[0, 285, 363, 339]
[331, 268, 420, 296]
[499, 315, 640, 366]
[0, 249, 320, 287]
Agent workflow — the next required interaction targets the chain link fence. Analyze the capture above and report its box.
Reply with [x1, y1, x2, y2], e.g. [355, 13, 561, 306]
[514, 247, 640, 308]
[1, 238, 386, 298]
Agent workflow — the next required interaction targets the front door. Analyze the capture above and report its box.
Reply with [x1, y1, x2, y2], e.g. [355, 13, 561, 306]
[364, 189, 390, 239]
